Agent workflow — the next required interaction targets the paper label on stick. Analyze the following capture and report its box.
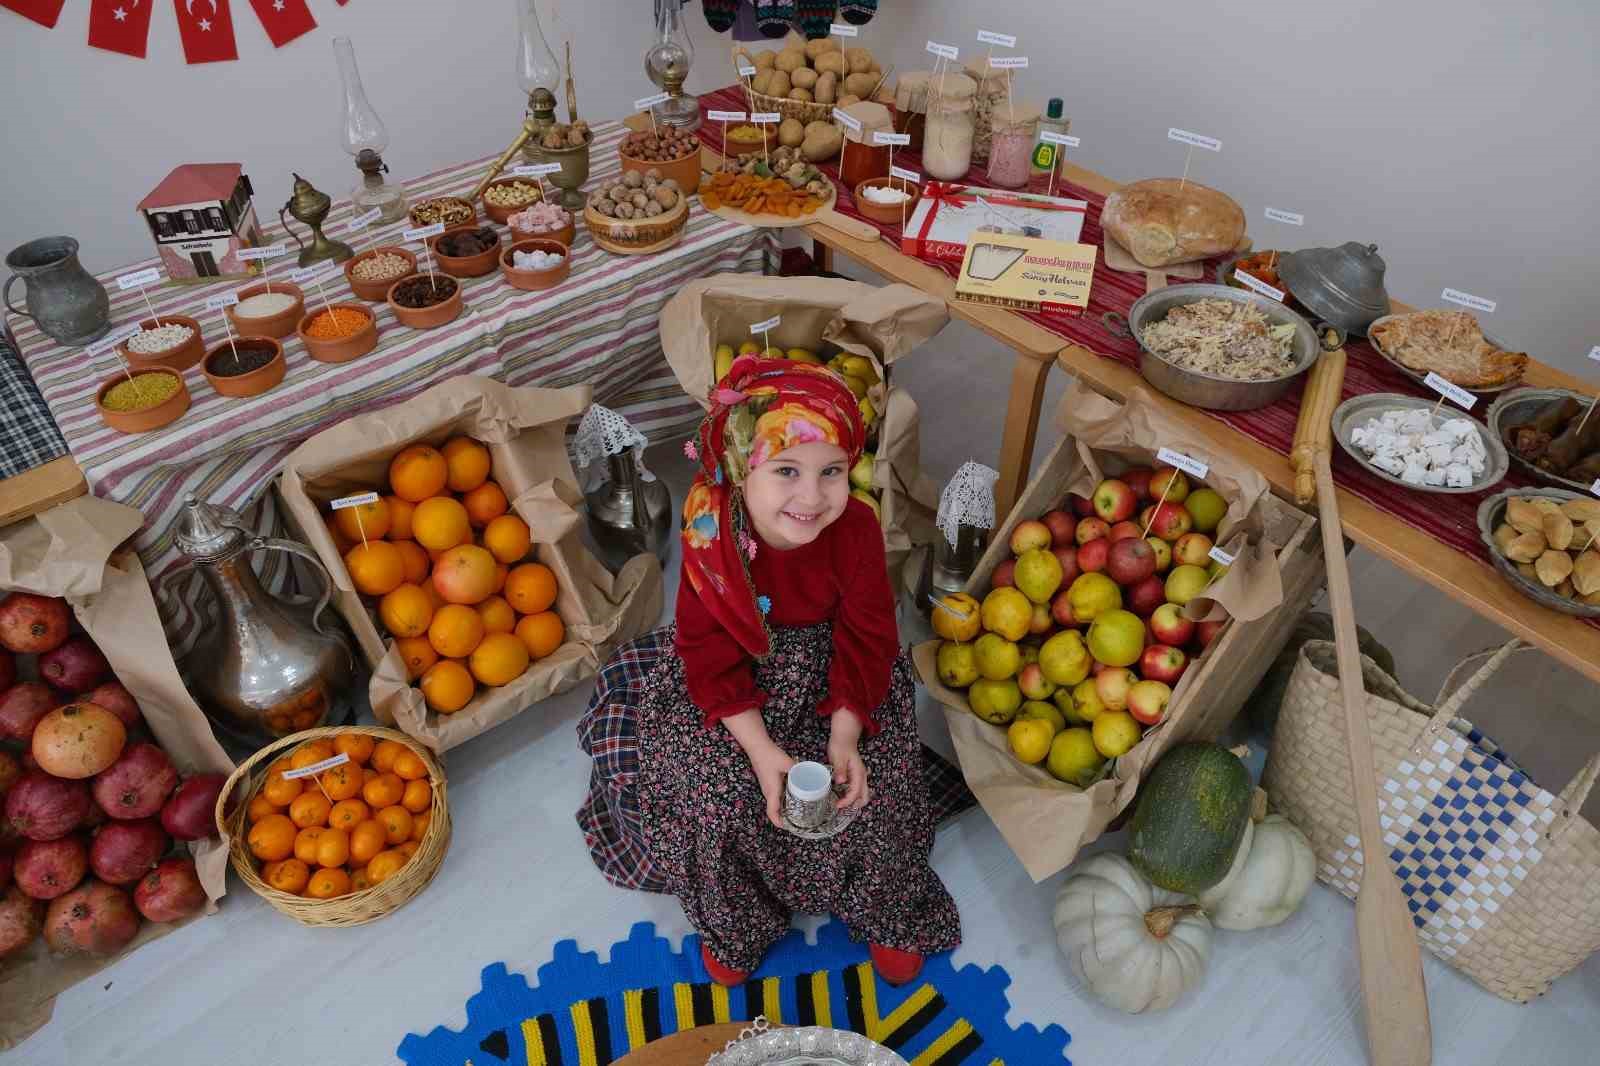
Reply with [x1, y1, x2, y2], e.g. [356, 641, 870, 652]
[926, 41, 960, 61]
[1423, 372, 1477, 410]
[830, 23, 859, 37]
[1167, 128, 1221, 152]
[1208, 545, 1236, 567]
[832, 108, 862, 133]
[1264, 207, 1304, 226]
[402, 224, 445, 243]
[513, 163, 563, 177]
[88, 324, 142, 355]
[236, 244, 287, 262]
[346, 207, 383, 232]
[290, 264, 335, 285]
[1234, 270, 1286, 302]
[1589, 345, 1600, 362]
[203, 293, 239, 310]
[709, 110, 748, 122]
[1039, 130, 1079, 147]
[872, 131, 911, 146]
[1591, 478, 1600, 497]
[976, 30, 1017, 47]
[750, 112, 781, 124]
[987, 56, 1029, 69]
[1441, 288, 1496, 313]
[116, 267, 162, 290]
[634, 92, 670, 110]
[750, 315, 781, 334]
[281, 753, 350, 779]
[331, 492, 380, 510]
[1156, 447, 1210, 479]
[738, 63, 757, 78]
[889, 165, 921, 184]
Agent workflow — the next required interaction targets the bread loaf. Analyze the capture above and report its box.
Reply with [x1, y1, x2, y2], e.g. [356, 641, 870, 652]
[1101, 179, 1246, 268]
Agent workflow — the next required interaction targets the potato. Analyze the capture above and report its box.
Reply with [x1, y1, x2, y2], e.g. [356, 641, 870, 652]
[775, 49, 806, 73]
[751, 69, 776, 96]
[801, 121, 844, 162]
[814, 71, 837, 105]
[1563, 498, 1600, 522]
[755, 49, 778, 70]
[790, 67, 818, 90]
[845, 48, 874, 74]
[804, 38, 840, 60]
[1573, 550, 1600, 596]
[1506, 497, 1544, 535]
[814, 52, 848, 77]
[837, 93, 860, 107]
[844, 72, 879, 99]
[789, 87, 814, 102]
[778, 117, 805, 148]
[767, 70, 791, 98]
[1492, 523, 1518, 555]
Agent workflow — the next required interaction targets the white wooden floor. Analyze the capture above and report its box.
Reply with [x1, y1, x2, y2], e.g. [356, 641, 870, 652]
[10, 305, 1599, 1065]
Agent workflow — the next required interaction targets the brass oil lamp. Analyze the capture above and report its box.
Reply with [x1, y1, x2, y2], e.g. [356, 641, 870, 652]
[280, 173, 353, 267]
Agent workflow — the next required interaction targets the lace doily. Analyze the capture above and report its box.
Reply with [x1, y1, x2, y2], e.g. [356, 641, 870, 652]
[710, 1016, 909, 1065]
[937, 461, 999, 547]
[571, 404, 654, 491]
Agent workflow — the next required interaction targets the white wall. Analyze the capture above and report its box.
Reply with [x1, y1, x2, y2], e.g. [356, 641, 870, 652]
[4, 1, 1596, 372]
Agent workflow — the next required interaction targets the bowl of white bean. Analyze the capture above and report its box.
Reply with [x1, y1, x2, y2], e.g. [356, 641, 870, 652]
[117, 315, 204, 373]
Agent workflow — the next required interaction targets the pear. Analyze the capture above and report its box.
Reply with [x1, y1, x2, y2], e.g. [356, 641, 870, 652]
[838, 354, 881, 384]
[849, 454, 876, 491]
[936, 640, 979, 688]
[786, 347, 822, 363]
[714, 344, 735, 382]
[850, 488, 880, 519]
[738, 340, 762, 355]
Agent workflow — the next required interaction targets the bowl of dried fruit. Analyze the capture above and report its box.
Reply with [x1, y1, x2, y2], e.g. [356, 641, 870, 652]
[408, 196, 476, 230]
[430, 225, 502, 278]
[202, 336, 285, 399]
[387, 274, 463, 330]
[1478, 488, 1600, 617]
[344, 246, 418, 302]
[95, 367, 190, 434]
[618, 126, 703, 195]
[481, 177, 547, 225]
[117, 315, 205, 373]
[584, 170, 688, 255]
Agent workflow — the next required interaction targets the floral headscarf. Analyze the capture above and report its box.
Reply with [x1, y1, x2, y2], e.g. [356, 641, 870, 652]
[681, 354, 866, 659]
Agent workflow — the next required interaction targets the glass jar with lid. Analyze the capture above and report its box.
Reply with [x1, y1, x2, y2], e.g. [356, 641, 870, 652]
[985, 103, 1040, 189]
[893, 72, 932, 155]
[839, 101, 894, 191]
[923, 72, 977, 181]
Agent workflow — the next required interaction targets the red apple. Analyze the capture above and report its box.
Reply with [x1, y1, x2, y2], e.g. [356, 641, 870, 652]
[1052, 546, 1080, 587]
[1106, 538, 1157, 587]
[1122, 467, 1155, 502]
[1092, 479, 1137, 523]
[1010, 520, 1052, 555]
[1018, 663, 1055, 700]
[1195, 618, 1228, 650]
[1140, 644, 1188, 685]
[1172, 532, 1214, 568]
[1145, 536, 1172, 572]
[991, 559, 1016, 589]
[1077, 538, 1109, 573]
[1049, 590, 1078, 627]
[1148, 502, 1193, 542]
[1149, 602, 1196, 646]
[1108, 521, 1142, 542]
[1149, 467, 1190, 504]
[1128, 679, 1173, 725]
[1068, 492, 1095, 518]
[1041, 510, 1077, 548]
[1126, 575, 1167, 617]
[1075, 517, 1110, 545]
[1095, 667, 1137, 711]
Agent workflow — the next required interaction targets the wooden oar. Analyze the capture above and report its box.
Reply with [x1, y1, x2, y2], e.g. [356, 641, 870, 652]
[1296, 347, 1433, 1066]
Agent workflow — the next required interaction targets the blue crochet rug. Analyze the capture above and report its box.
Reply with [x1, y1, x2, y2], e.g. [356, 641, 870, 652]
[398, 920, 1071, 1065]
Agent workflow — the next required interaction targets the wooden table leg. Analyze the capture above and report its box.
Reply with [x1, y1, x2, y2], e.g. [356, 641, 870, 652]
[812, 237, 834, 275]
[994, 354, 1054, 519]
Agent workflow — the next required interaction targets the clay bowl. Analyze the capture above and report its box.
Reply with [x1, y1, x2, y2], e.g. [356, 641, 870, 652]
[201, 336, 285, 398]
[407, 197, 476, 230]
[343, 246, 418, 302]
[480, 177, 548, 225]
[853, 176, 922, 226]
[500, 240, 572, 292]
[226, 282, 306, 340]
[387, 273, 464, 329]
[430, 225, 502, 278]
[95, 368, 190, 434]
[619, 148, 703, 197]
[117, 314, 204, 373]
[297, 303, 379, 363]
[507, 214, 577, 249]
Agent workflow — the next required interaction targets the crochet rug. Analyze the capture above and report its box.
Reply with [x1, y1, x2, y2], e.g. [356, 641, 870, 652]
[397, 920, 1071, 1065]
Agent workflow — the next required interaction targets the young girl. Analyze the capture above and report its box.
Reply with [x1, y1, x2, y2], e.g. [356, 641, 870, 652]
[578, 355, 960, 987]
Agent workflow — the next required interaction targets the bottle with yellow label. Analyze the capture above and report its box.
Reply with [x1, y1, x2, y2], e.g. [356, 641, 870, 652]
[1031, 98, 1068, 178]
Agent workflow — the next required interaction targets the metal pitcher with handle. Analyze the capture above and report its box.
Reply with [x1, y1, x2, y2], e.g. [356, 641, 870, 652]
[4, 236, 111, 346]
[584, 452, 672, 571]
[174, 495, 354, 748]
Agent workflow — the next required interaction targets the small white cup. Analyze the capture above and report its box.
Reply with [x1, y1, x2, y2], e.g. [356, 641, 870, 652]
[784, 761, 834, 829]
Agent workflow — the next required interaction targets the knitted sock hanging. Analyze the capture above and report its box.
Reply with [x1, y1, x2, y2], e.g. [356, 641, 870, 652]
[703, 0, 739, 33]
[797, 0, 836, 39]
[839, 0, 878, 25]
[755, 0, 797, 39]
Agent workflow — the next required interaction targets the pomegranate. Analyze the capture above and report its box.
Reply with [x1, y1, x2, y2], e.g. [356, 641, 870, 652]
[13, 836, 88, 900]
[0, 884, 44, 958]
[89, 819, 168, 885]
[0, 846, 12, 890]
[0, 649, 14, 691]
[85, 681, 143, 732]
[37, 636, 110, 694]
[161, 773, 226, 841]
[134, 857, 206, 923]
[0, 681, 58, 743]
[92, 743, 178, 820]
[0, 592, 71, 654]
[5, 772, 91, 841]
[44, 879, 141, 956]
[31, 702, 126, 779]
[0, 749, 20, 801]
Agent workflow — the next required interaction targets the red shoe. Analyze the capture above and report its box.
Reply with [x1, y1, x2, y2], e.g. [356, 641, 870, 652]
[701, 942, 749, 987]
[869, 944, 924, 986]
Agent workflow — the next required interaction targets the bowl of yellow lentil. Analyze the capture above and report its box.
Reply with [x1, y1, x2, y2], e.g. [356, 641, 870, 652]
[343, 245, 418, 302]
[297, 303, 378, 364]
[94, 367, 190, 434]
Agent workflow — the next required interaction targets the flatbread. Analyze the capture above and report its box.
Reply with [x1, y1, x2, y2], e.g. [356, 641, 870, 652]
[1370, 310, 1527, 389]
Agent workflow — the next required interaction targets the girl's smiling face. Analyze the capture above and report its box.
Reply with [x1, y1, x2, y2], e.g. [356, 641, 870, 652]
[742, 440, 850, 550]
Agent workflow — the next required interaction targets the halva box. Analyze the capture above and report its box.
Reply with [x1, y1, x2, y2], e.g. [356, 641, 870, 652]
[954, 233, 1098, 318]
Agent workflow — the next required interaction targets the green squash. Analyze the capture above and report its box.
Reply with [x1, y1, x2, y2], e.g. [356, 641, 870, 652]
[1127, 743, 1252, 894]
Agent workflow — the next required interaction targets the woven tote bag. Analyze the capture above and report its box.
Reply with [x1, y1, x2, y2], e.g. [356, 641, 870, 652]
[1263, 639, 1600, 1003]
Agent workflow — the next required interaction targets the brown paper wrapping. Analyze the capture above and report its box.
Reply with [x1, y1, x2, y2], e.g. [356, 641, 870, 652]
[912, 381, 1291, 881]
[0, 496, 234, 1049]
[657, 274, 949, 591]
[277, 376, 663, 753]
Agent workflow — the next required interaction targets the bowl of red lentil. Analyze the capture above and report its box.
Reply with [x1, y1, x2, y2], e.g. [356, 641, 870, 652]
[202, 336, 285, 398]
[386, 273, 463, 330]
[344, 245, 418, 302]
[94, 367, 190, 434]
[117, 314, 205, 373]
[297, 303, 378, 363]
[430, 225, 503, 279]
[481, 177, 547, 225]
[226, 282, 305, 340]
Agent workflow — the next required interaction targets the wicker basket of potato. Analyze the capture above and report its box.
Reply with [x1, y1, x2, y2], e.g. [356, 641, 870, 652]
[735, 42, 883, 129]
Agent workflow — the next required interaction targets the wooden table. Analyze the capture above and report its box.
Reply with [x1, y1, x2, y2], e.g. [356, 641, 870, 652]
[614, 1021, 753, 1065]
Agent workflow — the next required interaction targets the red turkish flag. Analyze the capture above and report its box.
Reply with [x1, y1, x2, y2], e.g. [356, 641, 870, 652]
[247, 0, 315, 48]
[173, 0, 238, 64]
[0, 0, 66, 28]
[89, 0, 156, 58]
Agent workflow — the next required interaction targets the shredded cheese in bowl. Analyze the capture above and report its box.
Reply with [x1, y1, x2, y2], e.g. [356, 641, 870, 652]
[1140, 298, 1298, 380]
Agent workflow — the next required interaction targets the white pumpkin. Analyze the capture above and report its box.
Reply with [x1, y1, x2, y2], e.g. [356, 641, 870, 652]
[1053, 852, 1212, 1014]
[1198, 813, 1315, 930]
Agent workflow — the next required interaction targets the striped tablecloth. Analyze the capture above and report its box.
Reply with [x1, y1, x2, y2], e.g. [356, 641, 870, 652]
[8, 120, 777, 655]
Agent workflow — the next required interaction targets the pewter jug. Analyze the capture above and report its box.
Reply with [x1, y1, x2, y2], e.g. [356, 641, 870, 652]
[584, 452, 672, 571]
[174, 495, 353, 747]
[917, 522, 989, 613]
[4, 237, 111, 346]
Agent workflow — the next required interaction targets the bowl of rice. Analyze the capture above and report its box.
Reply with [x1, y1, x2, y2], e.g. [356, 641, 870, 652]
[1105, 283, 1320, 411]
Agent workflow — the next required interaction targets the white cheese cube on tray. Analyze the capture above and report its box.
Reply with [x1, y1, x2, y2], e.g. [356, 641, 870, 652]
[1401, 460, 1429, 485]
[1423, 467, 1448, 487]
[1446, 464, 1475, 487]
[1374, 453, 1407, 475]
[1426, 443, 1455, 467]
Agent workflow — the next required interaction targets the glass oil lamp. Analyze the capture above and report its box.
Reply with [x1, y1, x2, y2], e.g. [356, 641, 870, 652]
[644, 0, 699, 131]
[334, 36, 408, 222]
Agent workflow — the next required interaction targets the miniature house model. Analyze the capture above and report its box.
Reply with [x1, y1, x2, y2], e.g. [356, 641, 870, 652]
[137, 164, 264, 282]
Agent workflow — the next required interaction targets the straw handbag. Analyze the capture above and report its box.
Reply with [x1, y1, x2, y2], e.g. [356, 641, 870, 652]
[1263, 639, 1600, 1002]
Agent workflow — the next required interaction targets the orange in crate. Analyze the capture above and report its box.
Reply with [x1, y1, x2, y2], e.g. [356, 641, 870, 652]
[263, 858, 311, 895]
[380, 583, 435, 638]
[260, 769, 302, 807]
[328, 798, 370, 832]
[289, 791, 332, 829]
[482, 514, 531, 564]
[247, 793, 279, 823]
[401, 779, 432, 813]
[248, 814, 297, 862]
[385, 496, 416, 540]
[504, 563, 557, 615]
[377, 805, 414, 845]
[462, 482, 508, 527]
[320, 763, 364, 802]
[515, 610, 565, 661]
[333, 734, 375, 766]
[366, 849, 407, 885]
[305, 867, 352, 899]
[410, 809, 432, 841]
[293, 826, 325, 865]
[314, 827, 350, 868]
[428, 604, 484, 659]
[394, 541, 431, 585]
[389, 444, 449, 502]
[420, 660, 475, 714]
[432, 545, 498, 605]
[345, 541, 405, 597]
[476, 595, 516, 635]
[470, 632, 530, 687]
[396, 636, 439, 681]
[413, 496, 471, 552]
[333, 497, 390, 543]
[371, 739, 407, 774]
[363, 771, 405, 809]
[349, 820, 388, 865]
[441, 437, 491, 493]
[392, 749, 429, 782]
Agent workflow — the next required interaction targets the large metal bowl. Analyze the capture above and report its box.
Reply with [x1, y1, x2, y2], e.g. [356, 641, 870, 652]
[1333, 392, 1508, 494]
[1486, 386, 1599, 493]
[1105, 283, 1320, 411]
[1476, 487, 1600, 619]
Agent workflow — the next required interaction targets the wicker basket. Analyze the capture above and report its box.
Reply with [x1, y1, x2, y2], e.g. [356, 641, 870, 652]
[1263, 640, 1600, 1002]
[214, 725, 451, 927]
[583, 195, 689, 256]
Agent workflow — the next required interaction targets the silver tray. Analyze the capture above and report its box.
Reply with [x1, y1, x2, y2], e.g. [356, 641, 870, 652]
[1486, 387, 1600, 493]
[1476, 487, 1600, 619]
[706, 1022, 908, 1065]
[1333, 393, 1508, 495]
[1366, 312, 1523, 394]
[1103, 282, 1320, 412]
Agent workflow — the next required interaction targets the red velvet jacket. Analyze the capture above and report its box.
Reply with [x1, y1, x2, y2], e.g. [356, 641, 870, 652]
[675, 498, 899, 734]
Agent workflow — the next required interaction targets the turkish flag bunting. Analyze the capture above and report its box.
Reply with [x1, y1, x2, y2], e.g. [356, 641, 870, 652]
[248, 0, 315, 48]
[0, 0, 66, 28]
[89, 0, 156, 58]
[173, 0, 238, 63]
